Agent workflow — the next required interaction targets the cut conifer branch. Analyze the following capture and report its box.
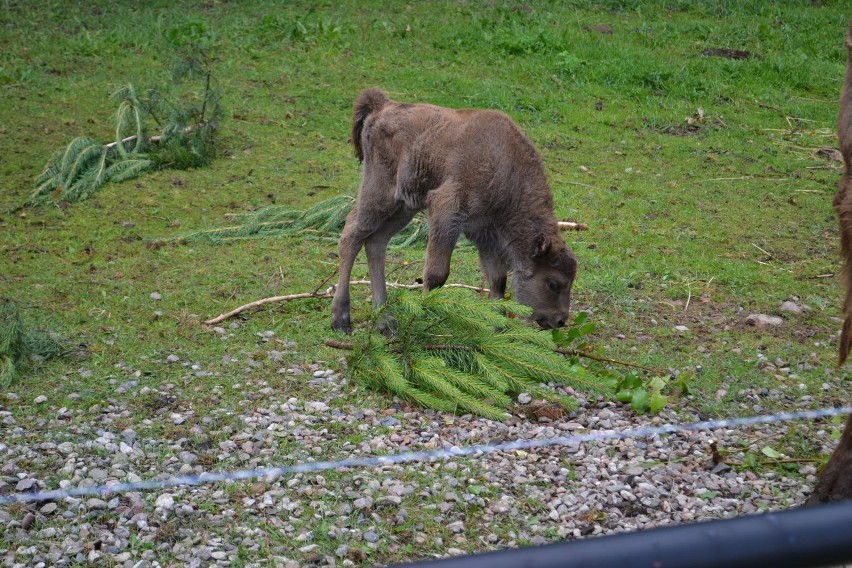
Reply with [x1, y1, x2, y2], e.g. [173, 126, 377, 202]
[331, 287, 604, 419]
[165, 195, 587, 245]
[27, 49, 222, 207]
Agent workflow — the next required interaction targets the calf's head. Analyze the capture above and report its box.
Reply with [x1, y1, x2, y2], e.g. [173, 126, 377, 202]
[513, 233, 577, 329]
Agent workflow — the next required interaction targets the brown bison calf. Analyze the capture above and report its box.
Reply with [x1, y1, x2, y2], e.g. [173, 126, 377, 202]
[331, 88, 578, 333]
[809, 22, 852, 505]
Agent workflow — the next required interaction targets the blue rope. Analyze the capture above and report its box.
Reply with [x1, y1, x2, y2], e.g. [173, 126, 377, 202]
[2, 406, 850, 505]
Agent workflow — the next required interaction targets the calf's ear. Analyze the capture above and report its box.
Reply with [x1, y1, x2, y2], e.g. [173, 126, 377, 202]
[532, 233, 551, 257]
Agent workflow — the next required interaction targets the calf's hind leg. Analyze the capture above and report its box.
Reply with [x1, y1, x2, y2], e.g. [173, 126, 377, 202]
[331, 206, 373, 334]
[331, 204, 415, 334]
[364, 209, 416, 334]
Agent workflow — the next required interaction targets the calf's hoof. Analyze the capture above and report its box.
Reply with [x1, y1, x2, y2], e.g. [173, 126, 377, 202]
[331, 316, 352, 335]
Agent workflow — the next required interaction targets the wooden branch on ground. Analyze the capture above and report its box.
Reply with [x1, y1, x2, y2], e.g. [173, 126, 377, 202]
[203, 280, 490, 326]
[104, 125, 197, 150]
[204, 288, 335, 325]
[558, 221, 589, 231]
[350, 280, 489, 293]
[325, 339, 475, 353]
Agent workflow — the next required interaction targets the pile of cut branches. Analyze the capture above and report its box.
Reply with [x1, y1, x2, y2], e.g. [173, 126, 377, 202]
[331, 287, 605, 419]
[27, 51, 222, 206]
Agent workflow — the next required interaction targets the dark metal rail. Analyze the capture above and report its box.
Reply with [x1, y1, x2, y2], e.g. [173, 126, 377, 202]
[395, 500, 852, 568]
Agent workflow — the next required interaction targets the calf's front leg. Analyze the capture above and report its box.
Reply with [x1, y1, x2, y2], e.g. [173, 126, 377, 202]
[423, 183, 462, 292]
[475, 242, 508, 299]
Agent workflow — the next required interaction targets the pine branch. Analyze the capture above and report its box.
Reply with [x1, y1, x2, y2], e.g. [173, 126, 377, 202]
[408, 358, 505, 419]
[29, 53, 223, 207]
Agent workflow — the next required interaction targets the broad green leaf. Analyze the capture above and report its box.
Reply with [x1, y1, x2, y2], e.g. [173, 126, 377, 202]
[761, 446, 782, 459]
[622, 373, 643, 390]
[616, 389, 634, 403]
[630, 387, 650, 413]
[649, 392, 667, 413]
[648, 376, 668, 392]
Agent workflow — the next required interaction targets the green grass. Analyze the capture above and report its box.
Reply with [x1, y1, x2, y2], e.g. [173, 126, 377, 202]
[1, 0, 851, 563]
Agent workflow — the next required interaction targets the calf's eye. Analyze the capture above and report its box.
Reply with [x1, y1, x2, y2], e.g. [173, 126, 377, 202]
[547, 281, 559, 292]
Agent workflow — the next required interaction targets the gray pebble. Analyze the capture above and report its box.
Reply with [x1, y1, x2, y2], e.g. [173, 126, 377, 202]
[16, 478, 36, 491]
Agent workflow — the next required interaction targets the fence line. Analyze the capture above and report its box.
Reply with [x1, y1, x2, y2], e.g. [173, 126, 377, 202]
[2, 406, 851, 505]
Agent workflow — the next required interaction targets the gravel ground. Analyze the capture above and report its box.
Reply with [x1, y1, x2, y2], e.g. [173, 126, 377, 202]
[0, 345, 840, 567]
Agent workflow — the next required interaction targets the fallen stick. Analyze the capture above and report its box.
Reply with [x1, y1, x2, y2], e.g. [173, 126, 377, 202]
[203, 280, 491, 325]
[184, 219, 587, 244]
[325, 339, 476, 352]
[104, 125, 197, 150]
[555, 347, 663, 374]
[204, 288, 336, 325]
[350, 280, 489, 293]
[558, 221, 589, 231]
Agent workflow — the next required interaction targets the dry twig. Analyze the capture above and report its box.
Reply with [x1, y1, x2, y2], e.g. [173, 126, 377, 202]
[203, 280, 491, 325]
[204, 288, 336, 325]
[558, 221, 589, 231]
[555, 347, 663, 374]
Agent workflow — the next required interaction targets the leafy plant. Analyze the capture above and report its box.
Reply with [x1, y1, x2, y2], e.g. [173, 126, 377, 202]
[611, 373, 672, 414]
[551, 312, 597, 355]
[553, 314, 688, 415]
[344, 288, 605, 420]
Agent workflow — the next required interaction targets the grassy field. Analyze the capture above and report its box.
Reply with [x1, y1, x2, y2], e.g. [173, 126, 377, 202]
[2, 0, 851, 564]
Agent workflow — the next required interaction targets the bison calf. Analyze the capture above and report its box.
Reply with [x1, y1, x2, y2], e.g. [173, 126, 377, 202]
[331, 88, 578, 333]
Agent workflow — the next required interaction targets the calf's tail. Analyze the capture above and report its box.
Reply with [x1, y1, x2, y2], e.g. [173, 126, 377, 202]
[352, 88, 390, 163]
[837, 21, 852, 364]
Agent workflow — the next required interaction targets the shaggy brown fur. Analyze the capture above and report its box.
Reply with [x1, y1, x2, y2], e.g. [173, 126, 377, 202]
[331, 88, 578, 333]
[808, 21, 852, 505]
